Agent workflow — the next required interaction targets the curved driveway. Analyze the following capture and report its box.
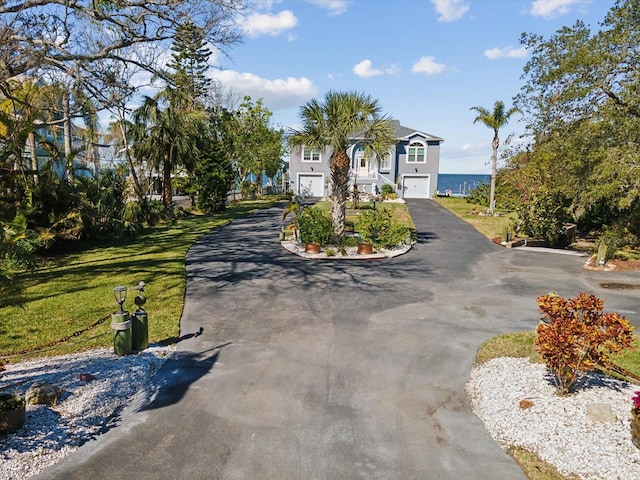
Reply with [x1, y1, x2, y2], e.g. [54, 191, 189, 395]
[38, 200, 640, 480]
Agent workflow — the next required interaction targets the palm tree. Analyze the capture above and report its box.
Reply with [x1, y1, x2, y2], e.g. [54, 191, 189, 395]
[289, 91, 394, 240]
[470, 101, 520, 214]
[131, 88, 204, 208]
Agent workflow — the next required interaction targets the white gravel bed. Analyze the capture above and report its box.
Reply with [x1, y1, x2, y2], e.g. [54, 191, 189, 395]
[0, 345, 174, 480]
[467, 357, 640, 479]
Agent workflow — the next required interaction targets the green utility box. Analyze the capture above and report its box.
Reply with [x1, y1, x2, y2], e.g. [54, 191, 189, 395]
[111, 312, 132, 356]
[132, 309, 148, 351]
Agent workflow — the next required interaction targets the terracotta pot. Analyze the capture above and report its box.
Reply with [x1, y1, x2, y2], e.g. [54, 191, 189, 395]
[357, 242, 374, 255]
[0, 394, 26, 434]
[632, 411, 640, 449]
[304, 242, 321, 254]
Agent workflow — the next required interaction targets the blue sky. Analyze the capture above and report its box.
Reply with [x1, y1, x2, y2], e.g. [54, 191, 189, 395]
[204, 0, 615, 173]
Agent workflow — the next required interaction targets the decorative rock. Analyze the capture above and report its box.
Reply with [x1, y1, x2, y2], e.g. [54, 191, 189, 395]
[519, 398, 534, 409]
[586, 402, 616, 423]
[77, 373, 96, 382]
[25, 382, 63, 405]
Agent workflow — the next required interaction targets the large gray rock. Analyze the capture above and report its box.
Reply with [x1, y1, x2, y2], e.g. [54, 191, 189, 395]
[26, 382, 63, 405]
[586, 403, 616, 423]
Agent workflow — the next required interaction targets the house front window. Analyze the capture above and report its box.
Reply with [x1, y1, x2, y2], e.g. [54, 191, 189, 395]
[302, 147, 321, 162]
[407, 142, 426, 163]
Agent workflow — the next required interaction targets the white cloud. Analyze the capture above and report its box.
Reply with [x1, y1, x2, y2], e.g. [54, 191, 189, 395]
[210, 70, 318, 111]
[411, 56, 447, 76]
[430, 0, 470, 22]
[306, 0, 350, 15]
[353, 59, 383, 78]
[241, 10, 297, 37]
[484, 46, 528, 60]
[529, 0, 583, 18]
[353, 60, 401, 79]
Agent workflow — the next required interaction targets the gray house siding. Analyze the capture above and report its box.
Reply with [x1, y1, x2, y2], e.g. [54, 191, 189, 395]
[288, 121, 443, 199]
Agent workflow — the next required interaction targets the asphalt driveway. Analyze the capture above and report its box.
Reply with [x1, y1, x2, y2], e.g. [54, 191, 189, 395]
[37, 199, 640, 480]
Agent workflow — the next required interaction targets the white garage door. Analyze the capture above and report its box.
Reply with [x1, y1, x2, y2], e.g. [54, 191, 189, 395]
[403, 175, 430, 199]
[298, 174, 324, 197]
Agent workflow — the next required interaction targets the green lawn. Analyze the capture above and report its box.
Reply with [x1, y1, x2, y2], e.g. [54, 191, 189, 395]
[0, 197, 284, 361]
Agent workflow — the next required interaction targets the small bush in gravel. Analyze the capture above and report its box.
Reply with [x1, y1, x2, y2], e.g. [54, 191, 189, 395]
[534, 292, 635, 395]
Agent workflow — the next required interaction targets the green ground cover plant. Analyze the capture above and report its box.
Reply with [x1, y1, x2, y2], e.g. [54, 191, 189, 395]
[0, 197, 284, 361]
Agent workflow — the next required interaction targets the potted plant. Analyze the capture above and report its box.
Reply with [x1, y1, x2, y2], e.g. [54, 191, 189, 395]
[297, 207, 333, 253]
[358, 210, 389, 255]
[356, 209, 411, 253]
[0, 392, 26, 434]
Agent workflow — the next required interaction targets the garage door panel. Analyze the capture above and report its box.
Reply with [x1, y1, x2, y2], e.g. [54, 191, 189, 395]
[403, 175, 430, 199]
[298, 174, 324, 197]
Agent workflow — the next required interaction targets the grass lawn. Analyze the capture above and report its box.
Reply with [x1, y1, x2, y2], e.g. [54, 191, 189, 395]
[432, 196, 516, 241]
[0, 197, 285, 362]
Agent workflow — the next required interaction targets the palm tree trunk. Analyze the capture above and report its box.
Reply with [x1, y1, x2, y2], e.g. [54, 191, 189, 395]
[330, 150, 350, 240]
[162, 154, 173, 208]
[489, 133, 499, 215]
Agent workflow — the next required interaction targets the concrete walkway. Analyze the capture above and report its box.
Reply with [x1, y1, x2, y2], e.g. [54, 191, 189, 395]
[37, 200, 640, 480]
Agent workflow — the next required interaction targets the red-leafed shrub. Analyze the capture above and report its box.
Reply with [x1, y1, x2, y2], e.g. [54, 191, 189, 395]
[535, 292, 635, 395]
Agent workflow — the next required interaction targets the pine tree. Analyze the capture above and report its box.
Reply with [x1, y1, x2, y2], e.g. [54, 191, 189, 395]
[167, 21, 212, 110]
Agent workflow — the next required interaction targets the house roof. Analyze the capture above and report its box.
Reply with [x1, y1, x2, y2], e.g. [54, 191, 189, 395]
[350, 119, 443, 143]
[390, 119, 444, 142]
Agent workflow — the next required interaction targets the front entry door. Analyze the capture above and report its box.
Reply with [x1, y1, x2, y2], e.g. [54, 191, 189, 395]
[357, 154, 369, 178]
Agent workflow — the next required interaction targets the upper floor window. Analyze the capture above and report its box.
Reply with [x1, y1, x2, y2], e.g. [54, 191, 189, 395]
[302, 147, 322, 162]
[407, 142, 426, 163]
[379, 153, 391, 170]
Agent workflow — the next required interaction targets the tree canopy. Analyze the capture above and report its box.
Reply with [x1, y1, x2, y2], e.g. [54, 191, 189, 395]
[0, 0, 245, 111]
[507, 0, 640, 247]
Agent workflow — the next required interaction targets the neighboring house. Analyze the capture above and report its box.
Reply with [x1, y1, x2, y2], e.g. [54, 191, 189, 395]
[288, 120, 444, 199]
[21, 122, 110, 179]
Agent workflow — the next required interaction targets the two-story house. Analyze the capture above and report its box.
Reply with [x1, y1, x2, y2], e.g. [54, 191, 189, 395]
[288, 119, 443, 199]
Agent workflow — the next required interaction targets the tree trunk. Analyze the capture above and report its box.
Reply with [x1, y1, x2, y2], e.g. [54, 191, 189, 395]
[117, 118, 145, 202]
[63, 92, 73, 182]
[489, 133, 499, 215]
[330, 150, 351, 240]
[28, 132, 38, 185]
[162, 154, 173, 208]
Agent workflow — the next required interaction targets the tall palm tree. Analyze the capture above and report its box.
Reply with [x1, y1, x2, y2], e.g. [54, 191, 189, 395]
[289, 91, 394, 239]
[470, 100, 520, 214]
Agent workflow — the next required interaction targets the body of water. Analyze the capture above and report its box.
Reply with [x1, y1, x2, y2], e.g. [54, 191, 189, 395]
[437, 173, 490, 196]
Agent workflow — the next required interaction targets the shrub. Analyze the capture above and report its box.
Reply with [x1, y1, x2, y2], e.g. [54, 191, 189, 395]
[297, 207, 333, 246]
[534, 292, 635, 395]
[465, 182, 490, 207]
[380, 184, 395, 200]
[514, 188, 573, 247]
[357, 209, 410, 249]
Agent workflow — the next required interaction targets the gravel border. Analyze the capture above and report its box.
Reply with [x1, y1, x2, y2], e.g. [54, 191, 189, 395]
[4, 350, 639, 479]
[0, 345, 174, 480]
[467, 357, 640, 480]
